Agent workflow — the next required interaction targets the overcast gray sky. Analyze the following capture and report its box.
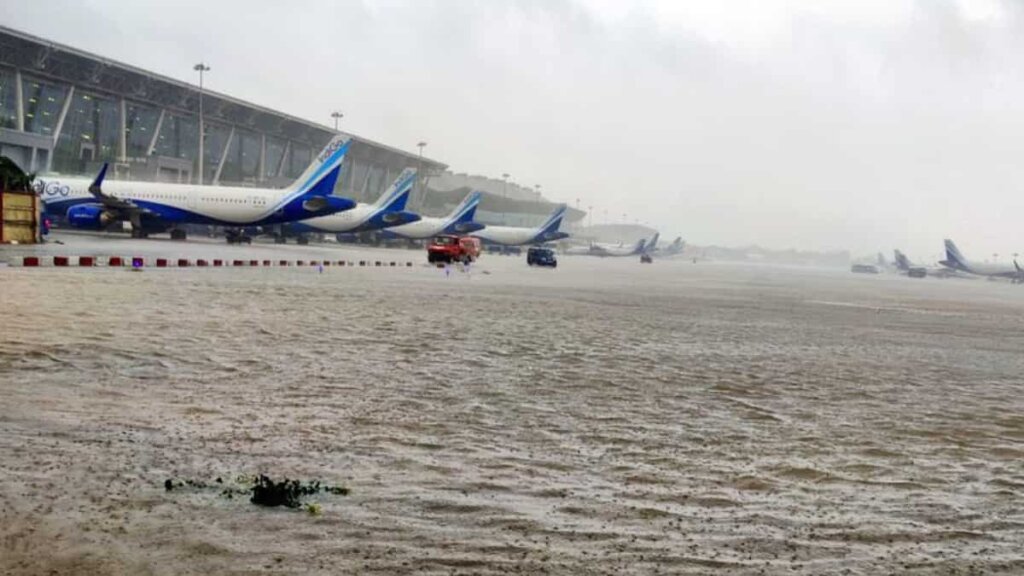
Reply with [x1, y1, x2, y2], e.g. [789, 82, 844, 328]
[7, 0, 1024, 259]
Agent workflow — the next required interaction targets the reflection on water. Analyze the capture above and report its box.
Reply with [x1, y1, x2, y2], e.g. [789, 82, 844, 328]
[2, 253, 1024, 574]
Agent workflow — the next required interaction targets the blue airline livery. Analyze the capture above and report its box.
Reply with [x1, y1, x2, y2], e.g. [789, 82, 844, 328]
[37, 135, 355, 240]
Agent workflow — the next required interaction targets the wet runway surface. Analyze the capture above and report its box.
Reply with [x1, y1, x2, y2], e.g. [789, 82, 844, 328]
[3, 233, 1024, 574]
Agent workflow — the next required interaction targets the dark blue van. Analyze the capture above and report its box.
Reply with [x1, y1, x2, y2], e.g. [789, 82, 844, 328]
[527, 246, 557, 268]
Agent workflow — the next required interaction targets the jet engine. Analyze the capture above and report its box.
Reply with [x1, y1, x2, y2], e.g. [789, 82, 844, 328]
[66, 203, 114, 230]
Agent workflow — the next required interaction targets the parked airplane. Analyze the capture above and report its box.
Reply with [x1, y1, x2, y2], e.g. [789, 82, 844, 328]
[472, 204, 569, 246]
[563, 235, 649, 257]
[379, 191, 484, 240]
[661, 237, 685, 256]
[287, 167, 422, 239]
[892, 249, 965, 278]
[38, 136, 355, 242]
[641, 233, 660, 254]
[939, 239, 1024, 282]
[593, 237, 648, 257]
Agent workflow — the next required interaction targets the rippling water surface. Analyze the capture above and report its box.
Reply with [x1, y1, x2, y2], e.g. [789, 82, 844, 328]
[3, 239, 1024, 574]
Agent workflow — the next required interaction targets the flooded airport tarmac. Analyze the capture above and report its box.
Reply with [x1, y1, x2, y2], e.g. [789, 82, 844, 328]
[2, 235, 1024, 574]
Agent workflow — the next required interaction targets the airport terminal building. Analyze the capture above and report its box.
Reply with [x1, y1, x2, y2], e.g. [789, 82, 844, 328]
[0, 25, 446, 205]
[0, 25, 586, 232]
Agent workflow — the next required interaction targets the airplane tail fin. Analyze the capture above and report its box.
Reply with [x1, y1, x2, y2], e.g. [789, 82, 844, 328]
[287, 135, 352, 196]
[631, 238, 647, 255]
[645, 232, 660, 252]
[893, 249, 911, 271]
[943, 239, 969, 270]
[445, 190, 483, 232]
[536, 204, 568, 240]
[373, 168, 417, 211]
[448, 191, 481, 223]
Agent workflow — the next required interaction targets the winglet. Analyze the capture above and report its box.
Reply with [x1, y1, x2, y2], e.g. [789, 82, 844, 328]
[1015, 259, 1022, 274]
[88, 163, 109, 196]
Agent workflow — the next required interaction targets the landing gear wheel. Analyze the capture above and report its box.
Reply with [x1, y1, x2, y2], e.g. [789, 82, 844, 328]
[131, 228, 148, 239]
[274, 234, 287, 244]
[170, 229, 187, 241]
[296, 236, 309, 246]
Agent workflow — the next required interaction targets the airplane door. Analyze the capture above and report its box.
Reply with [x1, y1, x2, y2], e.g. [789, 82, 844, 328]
[187, 192, 197, 210]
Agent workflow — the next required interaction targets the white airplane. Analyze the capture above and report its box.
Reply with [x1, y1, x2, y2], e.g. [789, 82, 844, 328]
[939, 239, 1024, 282]
[37, 136, 355, 242]
[591, 237, 648, 257]
[661, 237, 685, 256]
[472, 205, 569, 246]
[379, 191, 484, 240]
[564, 236, 649, 257]
[288, 167, 421, 238]
[893, 249, 967, 278]
[641, 232, 660, 254]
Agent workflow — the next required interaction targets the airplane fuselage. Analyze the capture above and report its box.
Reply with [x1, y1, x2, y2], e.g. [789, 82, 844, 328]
[474, 225, 566, 246]
[293, 202, 418, 234]
[37, 177, 347, 227]
[385, 217, 455, 240]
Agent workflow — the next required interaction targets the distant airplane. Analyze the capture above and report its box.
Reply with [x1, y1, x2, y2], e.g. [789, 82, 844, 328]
[641, 232, 660, 255]
[662, 237, 685, 256]
[893, 249, 968, 278]
[288, 168, 422, 238]
[939, 239, 1024, 282]
[564, 235, 650, 257]
[472, 204, 569, 246]
[40, 135, 355, 242]
[380, 191, 484, 240]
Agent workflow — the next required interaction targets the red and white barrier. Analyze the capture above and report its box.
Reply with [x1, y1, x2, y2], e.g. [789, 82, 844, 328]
[15, 255, 416, 269]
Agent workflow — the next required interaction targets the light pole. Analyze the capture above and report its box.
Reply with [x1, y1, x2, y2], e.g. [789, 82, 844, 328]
[193, 63, 210, 185]
[416, 141, 427, 208]
[331, 111, 344, 131]
[501, 173, 510, 224]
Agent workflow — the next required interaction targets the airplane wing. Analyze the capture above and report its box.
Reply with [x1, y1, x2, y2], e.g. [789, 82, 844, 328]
[86, 163, 159, 230]
[88, 163, 155, 214]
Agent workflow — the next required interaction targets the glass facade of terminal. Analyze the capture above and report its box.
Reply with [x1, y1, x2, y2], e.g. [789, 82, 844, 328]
[264, 136, 285, 179]
[125, 103, 160, 158]
[220, 128, 260, 183]
[1, 63, 428, 199]
[287, 143, 311, 180]
[0, 69, 18, 128]
[23, 77, 68, 137]
[153, 114, 197, 161]
[53, 90, 120, 174]
[0, 68, 18, 129]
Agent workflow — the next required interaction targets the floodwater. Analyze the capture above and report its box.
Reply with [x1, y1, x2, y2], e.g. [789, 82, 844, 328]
[2, 234, 1024, 575]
